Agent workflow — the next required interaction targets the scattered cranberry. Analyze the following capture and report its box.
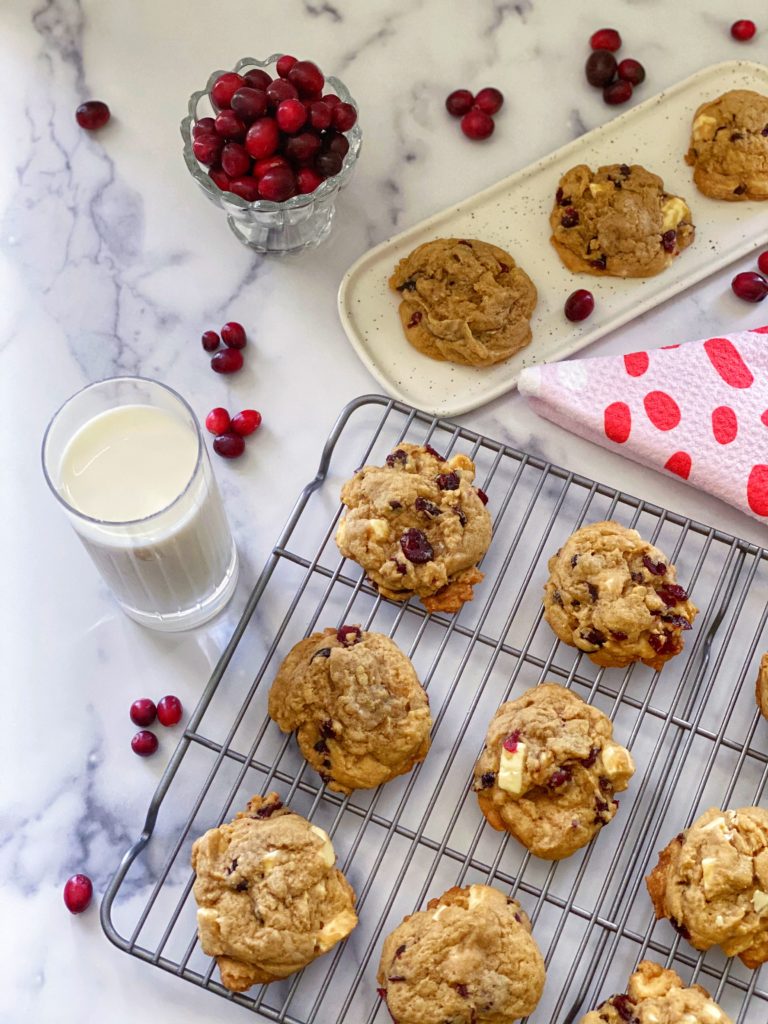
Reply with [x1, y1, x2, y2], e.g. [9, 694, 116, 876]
[460, 108, 495, 140]
[214, 109, 246, 140]
[75, 100, 110, 130]
[731, 271, 768, 302]
[759, 251, 768, 276]
[156, 695, 183, 727]
[254, 154, 290, 178]
[205, 407, 231, 435]
[297, 167, 325, 193]
[211, 73, 245, 110]
[276, 54, 298, 78]
[211, 348, 244, 373]
[590, 27, 622, 51]
[474, 87, 504, 115]
[193, 134, 223, 166]
[221, 321, 247, 349]
[331, 102, 357, 131]
[617, 58, 645, 85]
[192, 116, 216, 137]
[63, 874, 93, 914]
[288, 60, 325, 97]
[209, 168, 231, 191]
[258, 166, 297, 201]
[603, 79, 633, 105]
[213, 432, 246, 459]
[276, 98, 307, 133]
[130, 698, 157, 727]
[315, 150, 343, 177]
[564, 289, 595, 322]
[400, 528, 434, 564]
[229, 176, 261, 201]
[337, 624, 362, 646]
[221, 142, 251, 178]
[244, 68, 272, 90]
[445, 89, 475, 117]
[586, 50, 617, 87]
[245, 117, 280, 159]
[131, 730, 159, 757]
[308, 100, 333, 130]
[731, 19, 757, 41]
[231, 87, 268, 122]
[201, 330, 220, 352]
[231, 409, 262, 435]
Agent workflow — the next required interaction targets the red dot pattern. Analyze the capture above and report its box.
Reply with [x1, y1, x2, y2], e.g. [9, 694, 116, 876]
[664, 451, 692, 480]
[748, 465, 768, 516]
[644, 391, 681, 431]
[750, 325, 768, 334]
[711, 406, 738, 445]
[623, 351, 649, 377]
[604, 402, 631, 443]
[762, 410, 768, 428]
[704, 337, 754, 388]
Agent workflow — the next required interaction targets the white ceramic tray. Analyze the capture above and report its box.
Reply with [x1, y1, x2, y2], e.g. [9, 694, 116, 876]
[338, 60, 768, 417]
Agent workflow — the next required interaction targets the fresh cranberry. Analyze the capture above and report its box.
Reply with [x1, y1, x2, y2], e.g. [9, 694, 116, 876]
[732, 271, 768, 302]
[221, 142, 251, 178]
[221, 321, 247, 349]
[337, 624, 362, 646]
[322, 93, 341, 107]
[297, 166, 325, 193]
[586, 50, 617, 87]
[590, 27, 622, 51]
[205, 407, 231, 435]
[258, 166, 297, 201]
[156, 694, 183, 727]
[213, 432, 246, 459]
[503, 729, 521, 753]
[231, 87, 268, 122]
[208, 168, 231, 191]
[474, 87, 504, 115]
[283, 131, 322, 164]
[288, 60, 325, 97]
[460, 108, 494, 140]
[331, 102, 357, 131]
[244, 68, 272, 90]
[245, 117, 280, 159]
[564, 289, 595, 322]
[445, 89, 475, 117]
[192, 134, 223, 165]
[276, 54, 298, 78]
[231, 409, 262, 435]
[617, 58, 645, 85]
[399, 528, 434, 564]
[214, 109, 246, 140]
[75, 100, 110, 130]
[211, 73, 245, 110]
[759, 251, 768, 276]
[131, 730, 159, 757]
[63, 874, 93, 914]
[211, 348, 244, 373]
[731, 19, 757, 41]
[266, 78, 299, 108]
[603, 79, 633, 105]
[201, 330, 220, 352]
[276, 98, 307, 133]
[229, 176, 261, 201]
[308, 100, 333, 130]
[323, 131, 350, 157]
[192, 117, 216, 137]
[130, 698, 157, 727]
[315, 150, 343, 177]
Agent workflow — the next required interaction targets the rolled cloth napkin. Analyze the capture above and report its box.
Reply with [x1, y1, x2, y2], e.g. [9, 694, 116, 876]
[518, 326, 768, 523]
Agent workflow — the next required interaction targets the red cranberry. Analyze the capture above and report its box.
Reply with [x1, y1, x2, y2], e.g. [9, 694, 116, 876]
[211, 348, 244, 373]
[244, 68, 272, 90]
[131, 730, 159, 757]
[201, 330, 220, 352]
[276, 54, 298, 78]
[130, 698, 157, 727]
[445, 89, 475, 117]
[308, 100, 333, 130]
[205, 407, 231, 435]
[731, 271, 768, 302]
[156, 694, 183, 727]
[258, 166, 297, 201]
[266, 78, 299, 108]
[731, 19, 757, 41]
[192, 134, 223, 166]
[460, 108, 494, 140]
[284, 131, 323, 164]
[758, 251, 768, 276]
[564, 289, 595, 322]
[503, 729, 521, 753]
[476, 487, 489, 505]
[322, 93, 341, 107]
[211, 73, 245, 110]
[254, 154, 290, 177]
[231, 87, 268, 122]
[288, 60, 325, 97]
[221, 321, 247, 348]
[337, 624, 363, 646]
[324, 131, 350, 157]
[399, 528, 434, 564]
[215, 109, 246, 140]
[603, 79, 633, 105]
[586, 50, 617, 87]
[213, 432, 246, 459]
[245, 118, 280, 159]
[276, 98, 307, 133]
[617, 58, 645, 85]
[590, 27, 622, 51]
[315, 150, 343, 177]
[297, 167, 325, 193]
[221, 142, 251, 178]
[63, 874, 93, 914]
[231, 409, 262, 435]
[75, 100, 110, 130]
[192, 116, 216, 137]
[208, 168, 231, 191]
[331, 102, 357, 131]
[474, 87, 504, 115]
[229, 176, 261, 201]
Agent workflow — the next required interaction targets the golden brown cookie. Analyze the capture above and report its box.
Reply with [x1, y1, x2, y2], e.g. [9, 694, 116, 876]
[376, 884, 545, 1024]
[579, 960, 733, 1024]
[473, 683, 634, 860]
[191, 793, 357, 991]
[756, 652, 768, 719]
[646, 806, 768, 969]
[336, 442, 492, 612]
[268, 626, 431, 793]
[685, 89, 768, 201]
[543, 521, 698, 671]
[549, 163, 695, 277]
[388, 237, 537, 366]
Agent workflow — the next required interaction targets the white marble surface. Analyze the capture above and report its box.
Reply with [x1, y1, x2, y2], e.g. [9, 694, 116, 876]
[3, 1, 767, 1021]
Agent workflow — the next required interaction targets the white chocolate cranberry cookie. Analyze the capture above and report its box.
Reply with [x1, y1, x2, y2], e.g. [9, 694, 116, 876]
[685, 90, 768, 201]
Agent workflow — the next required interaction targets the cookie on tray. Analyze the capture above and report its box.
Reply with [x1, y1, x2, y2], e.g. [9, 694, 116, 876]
[685, 89, 768, 201]
[579, 959, 733, 1024]
[191, 793, 357, 991]
[756, 652, 768, 719]
[473, 683, 635, 860]
[388, 237, 537, 367]
[549, 163, 695, 277]
[543, 520, 698, 671]
[336, 442, 492, 613]
[376, 884, 545, 1024]
[646, 806, 768, 969]
[268, 626, 432, 794]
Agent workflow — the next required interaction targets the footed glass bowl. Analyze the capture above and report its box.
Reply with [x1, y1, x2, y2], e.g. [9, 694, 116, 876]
[181, 55, 362, 255]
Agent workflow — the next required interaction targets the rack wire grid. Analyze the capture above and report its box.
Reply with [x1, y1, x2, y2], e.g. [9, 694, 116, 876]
[101, 394, 768, 1024]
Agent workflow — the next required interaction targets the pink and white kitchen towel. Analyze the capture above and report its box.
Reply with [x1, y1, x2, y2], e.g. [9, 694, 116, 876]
[518, 327, 768, 523]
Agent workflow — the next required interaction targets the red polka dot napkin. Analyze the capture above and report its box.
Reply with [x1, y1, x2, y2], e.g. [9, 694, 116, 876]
[518, 326, 768, 522]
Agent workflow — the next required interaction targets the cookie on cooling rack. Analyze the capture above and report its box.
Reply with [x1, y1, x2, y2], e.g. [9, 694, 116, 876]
[578, 960, 733, 1024]
[191, 792, 357, 991]
[473, 683, 635, 860]
[543, 520, 698, 671]
[268, 626, 431, 794]
[388, 237, 537, 366]
[336, 442, 492, 613]
[646, 806, 768, 969]
[549, 163, 695, 277]
[685, 89, 768, 201]
[376, 884, 545, 1024]
[756, 652, 768, 719]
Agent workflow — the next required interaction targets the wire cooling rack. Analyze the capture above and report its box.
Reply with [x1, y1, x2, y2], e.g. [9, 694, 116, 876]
[101, 394, 768, 1024]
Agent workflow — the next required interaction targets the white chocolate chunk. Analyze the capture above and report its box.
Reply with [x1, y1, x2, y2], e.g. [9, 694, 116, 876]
[752, 889, 768, 912]
[661, 197, 689, 232]
[368, 518, 390, 541]
[431, 904, 450, 921]
[309, 825, 336, 867]
[316, 908, 357, 950]
[261, 850, 281, 874]
[497, 743, 527, 796]
[468, 884, 490, 910]
[700, 816, 727, 833]
[601, 741, 634, 779]
[700, 1005, 724, 1023]
[701, 855, 720, 895]
[588, 182, 611, 197]
[693, 113, 718, 139]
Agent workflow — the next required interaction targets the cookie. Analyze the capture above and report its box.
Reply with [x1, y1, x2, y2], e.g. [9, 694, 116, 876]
[191, 793, 357, 991]
[549, 163, 695, 277]
[376, 884, 545, 1024]
[579, 960, 733, 1024]
[646, 806, 768, 968]
[268, 626, 431, 793]
[756, 652, 768, 719]
[336, 442, 492, 613]
[388, 237, 537, 367]
[473, 683, 634, 860]
[685, 90, 768, 201]
[543, 521, 698, 671]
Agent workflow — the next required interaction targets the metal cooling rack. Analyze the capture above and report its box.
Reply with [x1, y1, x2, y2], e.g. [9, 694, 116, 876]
[101, 394, 768, 1024]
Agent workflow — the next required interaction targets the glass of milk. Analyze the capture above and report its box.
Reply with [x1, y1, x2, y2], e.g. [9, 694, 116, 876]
[42, 377, 239, 631]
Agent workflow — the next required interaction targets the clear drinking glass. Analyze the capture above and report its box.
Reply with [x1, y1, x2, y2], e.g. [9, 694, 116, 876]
[42, 377, 239, 632]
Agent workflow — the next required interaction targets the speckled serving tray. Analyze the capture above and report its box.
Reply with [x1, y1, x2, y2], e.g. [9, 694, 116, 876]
[338, 60, 768, 417]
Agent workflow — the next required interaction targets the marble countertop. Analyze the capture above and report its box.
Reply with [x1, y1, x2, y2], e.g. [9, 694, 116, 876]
[4, 1, 767, 1021]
